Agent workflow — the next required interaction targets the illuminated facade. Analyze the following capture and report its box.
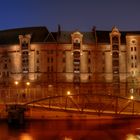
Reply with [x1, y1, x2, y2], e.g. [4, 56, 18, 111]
[0, 26, 140, 97]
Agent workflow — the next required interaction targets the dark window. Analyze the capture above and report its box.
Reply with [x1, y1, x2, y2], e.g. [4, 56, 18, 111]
[88, 67, 91, 73]
[62, 58, 65, 63]
[112, 45, 119, 50]
[47, 58, 50, 63]
[112, 36, 118, 43]
[73, 43, 80, 49]
[88, 58, 91, 63]
[74, 51, 80, 58]
[51, 66, 53, 72]
[4, 64, 7, 69]
[22, 41, 28, 50]
[113, 60, 119, 67]
[36, 51, 39, 54]
[7, 72, 9, 77]
[37, 59, 39, 63]
[113, 52, 119, 58]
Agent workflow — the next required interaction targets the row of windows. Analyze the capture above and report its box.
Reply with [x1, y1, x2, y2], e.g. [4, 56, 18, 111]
[131, 47, 137, 51]
[131, 55, 137, 60]
[112, 45, 119, 50]
[47, 66, 53, 72]
[131, 63, 137, 68]
[1, 71, 10, 77]
[48, 57, 53, 63]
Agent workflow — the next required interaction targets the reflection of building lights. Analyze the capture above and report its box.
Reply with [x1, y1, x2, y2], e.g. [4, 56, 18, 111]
[48, 84, 53, 88]
[126, 134, 136, 140]
[67, 91, 71, 95]
[14, 81, 19, 85]
[19, 133, 33, 140]
[64, 136, 72, 140]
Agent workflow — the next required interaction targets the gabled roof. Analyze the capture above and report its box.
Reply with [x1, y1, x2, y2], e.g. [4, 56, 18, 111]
[0, 26, 140, 45]
[57, 31, 96, 44]
[0, 26, 49, 44]
[57, 31, 72, 44]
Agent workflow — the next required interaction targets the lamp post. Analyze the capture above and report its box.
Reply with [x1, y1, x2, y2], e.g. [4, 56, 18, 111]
[65, 91, 71, 109]
[26, 82, 30, 101]
[14, 81, 19, 103]
[130, 95, 134, 115]
[67, 91, 71, 96]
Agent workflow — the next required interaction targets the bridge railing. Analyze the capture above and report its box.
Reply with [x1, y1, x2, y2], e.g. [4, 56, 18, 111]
[0, 86, 140, 116]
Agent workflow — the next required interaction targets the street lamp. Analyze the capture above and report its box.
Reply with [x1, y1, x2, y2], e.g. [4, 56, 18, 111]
[26, 82, 30, 101]
[26, 82, 30, 86]
[65, 91, 71, 110]
[14, 81, 19, 103]
[14, 81, 19, 85]
[67, 91, 71, 96]
[130, 95, 134, 100]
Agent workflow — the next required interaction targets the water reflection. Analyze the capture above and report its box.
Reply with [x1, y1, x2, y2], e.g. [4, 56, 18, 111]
[0, 119, 140, 140]
[64, 136, 72, 140]
[19, 133, 33, 140]
[126, 134, 138, 140]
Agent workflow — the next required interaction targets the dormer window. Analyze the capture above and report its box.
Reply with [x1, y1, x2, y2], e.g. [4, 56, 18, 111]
[22, 41, 28, 50]
[112, 36, 118, 44]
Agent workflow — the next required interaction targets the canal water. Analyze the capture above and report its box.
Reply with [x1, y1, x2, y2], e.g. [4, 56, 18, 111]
[0, 119, 140, 140]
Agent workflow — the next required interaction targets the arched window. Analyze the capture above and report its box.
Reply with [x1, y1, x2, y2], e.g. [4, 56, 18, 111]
[113, 52, 119, 58]
[112, 36, 118, 43]
[113, 60, 119, 67]
[112, 45, 119, 50]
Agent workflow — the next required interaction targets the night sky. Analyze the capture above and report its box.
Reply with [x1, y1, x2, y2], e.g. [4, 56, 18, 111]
[0, 0, 140, 31]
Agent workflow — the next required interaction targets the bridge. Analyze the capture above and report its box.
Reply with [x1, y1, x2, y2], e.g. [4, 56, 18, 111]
[1, 92, 140, 124]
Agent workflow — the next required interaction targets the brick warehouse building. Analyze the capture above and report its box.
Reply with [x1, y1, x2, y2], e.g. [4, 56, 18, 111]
[0, 26, 139, 98]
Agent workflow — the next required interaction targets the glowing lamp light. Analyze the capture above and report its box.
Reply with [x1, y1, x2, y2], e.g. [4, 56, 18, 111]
[14, 81, 19, 85]
[130, 95, 134, 100]
[26, 82, 30, 86]
[67, 91, 71, 95]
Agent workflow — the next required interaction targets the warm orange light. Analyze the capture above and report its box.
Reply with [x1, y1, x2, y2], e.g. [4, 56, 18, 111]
[14, 81, 19, 85]
[67, 91, 71, 95]
[19, 133, 33, 140]
[130, 95, 134, 100]
[26, 82, 30, 86]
